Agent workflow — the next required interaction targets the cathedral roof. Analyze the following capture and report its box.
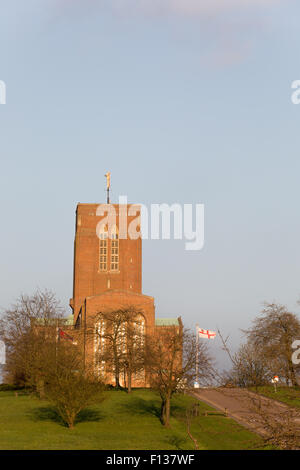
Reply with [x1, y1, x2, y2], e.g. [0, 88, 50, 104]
[155, 318, 179, 326]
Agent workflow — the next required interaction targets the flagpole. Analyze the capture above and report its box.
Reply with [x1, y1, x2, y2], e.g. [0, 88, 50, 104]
[196, 323, 199, 386]
[55, 319, 59, 372]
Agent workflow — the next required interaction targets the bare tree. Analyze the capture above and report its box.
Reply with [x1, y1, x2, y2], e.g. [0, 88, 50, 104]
[146, 325, 214, 427]
[45, 340, 103, 429]
[0, 289, 65, 392]
[91, 306, 146, 392]
[0, 291, 104, 428]
[243, 303, 300, 386]
[121, 311, 146, 393]
[220, 338, 271, 389]
[185, 403, 200, 450]
[218, 328, 300, 449]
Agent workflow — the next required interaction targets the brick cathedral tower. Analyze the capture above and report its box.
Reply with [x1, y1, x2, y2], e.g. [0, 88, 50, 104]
[70, 203, 144, 322]
[69, 175, 180, 386]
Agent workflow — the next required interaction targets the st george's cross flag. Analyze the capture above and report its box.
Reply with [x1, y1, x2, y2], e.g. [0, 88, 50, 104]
[198, 328, 216, 339]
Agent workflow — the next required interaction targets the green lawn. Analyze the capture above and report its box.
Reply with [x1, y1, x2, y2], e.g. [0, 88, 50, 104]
[0, 389, 265, 450]
[252, 385, 300, 409]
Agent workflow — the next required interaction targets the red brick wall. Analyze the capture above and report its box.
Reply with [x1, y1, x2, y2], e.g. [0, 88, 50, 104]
[82, 291, 155, 387]
[70, 203, 142, 323]
[69, 202, 181, 388]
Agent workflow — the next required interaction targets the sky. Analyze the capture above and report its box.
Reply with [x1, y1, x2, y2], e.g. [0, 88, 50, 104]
[0, 0, 300, 366]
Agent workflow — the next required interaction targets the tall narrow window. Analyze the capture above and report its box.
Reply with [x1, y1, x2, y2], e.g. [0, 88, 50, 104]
[134, 315, 145, 348]
[95, 319, 106, 377]
[99, 225, 108, 271]
[110, 226, 119, 271]
[133, 315, 145, 381]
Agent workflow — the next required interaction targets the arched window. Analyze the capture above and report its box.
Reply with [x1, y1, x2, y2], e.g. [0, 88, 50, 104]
[99, 225, 108, 271]
[94, 319, 106, 377]
[0, 340, 5, 366]
[133, 314, 145, 381]
[134, 315, 145, 347]
[110, 226, 119, 271]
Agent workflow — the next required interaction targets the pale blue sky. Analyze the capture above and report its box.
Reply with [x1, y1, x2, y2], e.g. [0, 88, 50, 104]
[0, 1, 300, 361]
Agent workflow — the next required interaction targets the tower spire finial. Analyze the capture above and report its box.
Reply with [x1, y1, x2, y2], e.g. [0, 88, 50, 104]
[105, 172, 111, 204]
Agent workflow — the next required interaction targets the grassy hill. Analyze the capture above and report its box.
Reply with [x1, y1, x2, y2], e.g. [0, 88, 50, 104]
[0, 388, 265, 450]
[252, 386, 300, 409]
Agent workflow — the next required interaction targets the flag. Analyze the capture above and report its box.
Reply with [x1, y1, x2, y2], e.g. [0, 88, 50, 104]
[58, 328, 77, 345]
[198, 328, 216, 339]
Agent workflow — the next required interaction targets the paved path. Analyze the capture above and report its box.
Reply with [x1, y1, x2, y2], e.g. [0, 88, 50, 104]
[190, 387, 300, 443]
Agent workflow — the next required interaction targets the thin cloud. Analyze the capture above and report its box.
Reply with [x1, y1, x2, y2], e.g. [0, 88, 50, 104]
[54, 0, 286, 20]
[51, 0, 288, 67]
[108, 0, 284, 18]
[104, 0, 284, 67]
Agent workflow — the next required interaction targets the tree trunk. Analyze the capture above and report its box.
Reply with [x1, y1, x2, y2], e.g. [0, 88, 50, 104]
[67, 414, 75, 429]
[160, 399, 166, 425]
[113, 345, 120, 388]
[285, 376, 289, 386]
[37, 378, 45, 399]
[187, 419, 199, 450]
[160, 393, 171, 427]
[123, 367, 127, 389]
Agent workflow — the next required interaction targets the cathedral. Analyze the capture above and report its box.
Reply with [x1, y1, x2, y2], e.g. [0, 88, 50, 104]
[69, 182, 181, 387]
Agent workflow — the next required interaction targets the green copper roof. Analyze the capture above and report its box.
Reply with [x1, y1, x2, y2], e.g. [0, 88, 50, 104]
[64, 315, 74, 326]
[155, 318, 179, 326]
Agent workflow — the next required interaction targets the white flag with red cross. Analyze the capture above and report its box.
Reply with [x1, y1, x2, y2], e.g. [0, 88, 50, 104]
[198, 328, 216, 339]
